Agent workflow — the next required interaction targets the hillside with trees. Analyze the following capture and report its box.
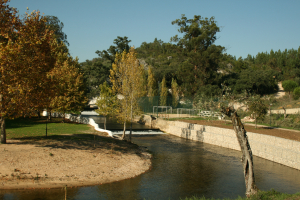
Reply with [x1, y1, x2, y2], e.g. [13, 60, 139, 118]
[80, 15, 300, 106]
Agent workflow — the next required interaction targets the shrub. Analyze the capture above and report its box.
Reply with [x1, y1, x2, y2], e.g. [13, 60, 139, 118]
[293, 86, 300, 100]
[282, 80, 298, 96]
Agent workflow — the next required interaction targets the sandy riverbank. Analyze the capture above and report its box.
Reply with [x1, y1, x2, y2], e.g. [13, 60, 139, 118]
[0, 132, 151, 190]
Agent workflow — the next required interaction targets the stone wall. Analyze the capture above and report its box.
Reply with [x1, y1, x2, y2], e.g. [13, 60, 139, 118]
[151, 117, 300, 170]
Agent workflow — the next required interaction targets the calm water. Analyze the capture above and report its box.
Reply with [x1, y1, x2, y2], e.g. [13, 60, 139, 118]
[1, 134, 300, 200]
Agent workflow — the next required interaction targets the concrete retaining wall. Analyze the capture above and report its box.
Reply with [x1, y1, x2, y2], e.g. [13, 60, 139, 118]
[151, 117, 300, 170]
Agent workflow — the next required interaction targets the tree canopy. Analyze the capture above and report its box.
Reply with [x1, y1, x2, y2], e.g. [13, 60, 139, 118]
[0, 2, 86, 143]
[96, 36, 131, 63]
[170, 14, 224, 96]
[45, 15, 69, 46]
[97, 47, 146, 140]
[80, 57, 110, 99]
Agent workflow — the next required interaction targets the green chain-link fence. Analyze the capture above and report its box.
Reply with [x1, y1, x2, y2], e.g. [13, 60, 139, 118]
[138, 96, 225, 119]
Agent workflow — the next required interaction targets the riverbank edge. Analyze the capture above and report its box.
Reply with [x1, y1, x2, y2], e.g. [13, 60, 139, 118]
[1, 114, 153, 190]
[1, 147, 152, 190]
[142, 115, 300, 171]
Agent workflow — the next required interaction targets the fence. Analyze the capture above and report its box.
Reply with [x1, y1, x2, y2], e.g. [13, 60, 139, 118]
[6, 112, 111, 140]
[138, 96, 224, 119]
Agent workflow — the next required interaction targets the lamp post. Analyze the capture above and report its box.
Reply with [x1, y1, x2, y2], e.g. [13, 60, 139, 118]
[269, 103, 272, 127]
[157, 81, 160, 118]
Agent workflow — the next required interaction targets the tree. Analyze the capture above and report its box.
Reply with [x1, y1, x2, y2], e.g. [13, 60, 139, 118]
[95, 82, 119, 129]
[160, 77, 168, 106]
[80, 58, 110, 99]
[234, 69, 278, 95]
[282, 80, 298, 100]
[0, 6, 61, 143]
[170, 14, 224, 96]
[96, 36, 131, 63]
[247, 95, 268, 128]
[0, 0, 21, 143]
[45, 15, 69, 46]
[216, 86, 258, 196]
[49, 55, 88, 120]
[293, 86, 300, 100]
[0, 0, 21, 44]
[171, 78, 179, 108]
[110, 47, 146, 140]
[221, 106, 258, 197]
[147, 66, 156, 105]
[96, 82, 118, 116]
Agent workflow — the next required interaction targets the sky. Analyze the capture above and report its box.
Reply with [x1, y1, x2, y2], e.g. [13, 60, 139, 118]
[7, 0, 300, 63]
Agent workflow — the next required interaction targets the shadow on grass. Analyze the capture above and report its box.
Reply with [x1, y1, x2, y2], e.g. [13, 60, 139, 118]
[6, 117, 83, 130]
[9, 134, 141, 156]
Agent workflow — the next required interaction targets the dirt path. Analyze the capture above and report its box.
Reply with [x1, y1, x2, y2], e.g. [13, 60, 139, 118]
[274, 82, 286, 99]
[0, 132, 151, 190]
[178, 119, 300, 142]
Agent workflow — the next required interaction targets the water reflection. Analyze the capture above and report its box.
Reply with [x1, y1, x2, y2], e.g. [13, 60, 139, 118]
[1, 134, 300, 200]
[87, 115, 153, 130]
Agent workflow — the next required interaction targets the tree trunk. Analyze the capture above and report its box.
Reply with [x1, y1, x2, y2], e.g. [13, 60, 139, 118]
[283, 107, 287, 119]
[130, 103, 133, 142]
[221, 107, 258, 197]
[121, 121, 126, 140]
[48, 111, 52, 121]
[255, 114, 257, 129]
[0, 117, 6, 144]
[0, 94, 5, 144]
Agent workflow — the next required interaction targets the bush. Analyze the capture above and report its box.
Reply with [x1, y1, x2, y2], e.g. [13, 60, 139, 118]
[293, 86, 300, 100]
[282, 80, 298, 94]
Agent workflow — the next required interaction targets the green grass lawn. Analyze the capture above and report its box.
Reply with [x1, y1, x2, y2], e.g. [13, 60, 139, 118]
[180, 190, 300, 200]
[6, 117, 93, 139]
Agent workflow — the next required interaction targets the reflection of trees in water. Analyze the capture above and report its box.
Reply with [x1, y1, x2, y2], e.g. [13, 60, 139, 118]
[0, 187, 80, 200]
[96, 175, 144, 200]
[90, 116, 151, 130]
[168, 139, 218, 196]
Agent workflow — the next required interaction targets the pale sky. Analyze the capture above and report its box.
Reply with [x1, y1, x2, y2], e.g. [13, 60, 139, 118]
[8, 0, 300, 62]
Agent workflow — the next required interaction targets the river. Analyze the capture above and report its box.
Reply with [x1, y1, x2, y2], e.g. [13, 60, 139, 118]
[1, 132, 300, 200]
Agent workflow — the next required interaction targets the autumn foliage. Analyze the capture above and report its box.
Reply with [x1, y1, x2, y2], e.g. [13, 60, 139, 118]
[0, 0, 87, 143]
[97, 47, 146, 140]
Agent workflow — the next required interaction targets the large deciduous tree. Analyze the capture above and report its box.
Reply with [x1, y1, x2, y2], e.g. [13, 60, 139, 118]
[45, 15, 69, 46]
[171, 14, 224, 96]
[109, 47, 146, 141]
[0, 2, 86, 143]
[0, 4, 60, 143]
[49, 54, 87, 119]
